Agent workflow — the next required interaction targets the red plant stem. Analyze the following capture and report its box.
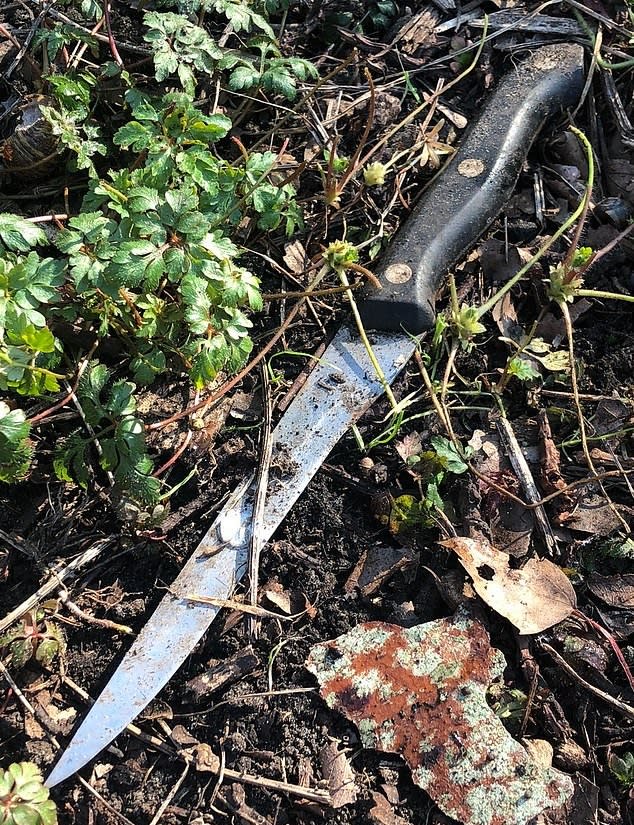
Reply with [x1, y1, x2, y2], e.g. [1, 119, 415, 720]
[103, 1, 123, 67]
[153, 429, 193, 477]
[575, 609, 634, 692]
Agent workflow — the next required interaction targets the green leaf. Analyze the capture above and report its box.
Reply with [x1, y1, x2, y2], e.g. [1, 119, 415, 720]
[106, 380, 137, 417]
[507, 356, 541, 382]
[0, 215, 46, 252]
[130, 348, 166, 385]
[430, 435, 469, 474]
[114, 121, 155, 152]
[0, 402, 32, 482]
[229, 64, 260, 91]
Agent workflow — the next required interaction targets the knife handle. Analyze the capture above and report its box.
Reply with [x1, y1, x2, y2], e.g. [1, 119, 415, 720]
[358, 43, 584, 333]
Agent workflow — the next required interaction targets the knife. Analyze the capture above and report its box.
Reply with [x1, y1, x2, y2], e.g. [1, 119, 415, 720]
[47, 43, 583, 787]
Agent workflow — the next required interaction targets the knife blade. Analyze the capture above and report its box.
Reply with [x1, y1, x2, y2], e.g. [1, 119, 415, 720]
[47, 42, 583, 787]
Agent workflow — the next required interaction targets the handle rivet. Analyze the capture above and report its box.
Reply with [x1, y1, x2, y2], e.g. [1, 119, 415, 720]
[385, 263, 413, 284]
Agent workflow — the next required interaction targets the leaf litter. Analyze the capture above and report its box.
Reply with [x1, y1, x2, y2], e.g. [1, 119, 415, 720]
[442, 536, 577, 634]
[306, 609, 573, 825]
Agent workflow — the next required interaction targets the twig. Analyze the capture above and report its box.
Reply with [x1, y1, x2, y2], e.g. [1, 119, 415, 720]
[77, 776, 137, 825]
[148, 762, 189, 825]
[541, 643, 634, 721]
[0, 539, 113, 634]
[180, 594, 296, 621]
[558, 300, 629, 532]
[247, 364, 273, 638]
[58, 589, 133, 635]
[574, 610, 634, 692]
[496, 417, 558, 556]
[29, 342, 98, 426]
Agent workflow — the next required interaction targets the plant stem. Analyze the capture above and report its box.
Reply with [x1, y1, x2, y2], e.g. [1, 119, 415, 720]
[336, 267, 398, 410]
[476, 126, 594, 318]
[576, 289, 634, 303]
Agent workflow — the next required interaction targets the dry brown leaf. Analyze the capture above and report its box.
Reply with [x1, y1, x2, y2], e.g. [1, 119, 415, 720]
[319, 740, 358, 808]
[441, 536, 576, 634]
[369, 791, 410, 825]
[587, 573, 634, 609]
[283, 239, 307, 274]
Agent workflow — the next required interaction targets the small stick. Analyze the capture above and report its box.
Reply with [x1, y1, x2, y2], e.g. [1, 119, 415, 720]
[559, 300, 629, 532]
[496, 416, 558, 555]
[247, 364, 273, 638]
[0, 539, 113, 634]
[541, 643, 634, 721]
[58, 589, 133, 635]
[77, 776, 137, 825]
[148, 762, 189, 825]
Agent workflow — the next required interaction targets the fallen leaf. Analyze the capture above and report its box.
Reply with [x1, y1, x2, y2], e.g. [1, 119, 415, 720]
[283, 239, 307, 274]
[306, 611, 573, 825]
[186, 743, 220, 774]
[344, 545, 416, 596]
[564, 493, 631, 536]
[587, 573, 634, 609]
[369, 791, 410, 825]
[442, 536, 576, 633]
[319, 741, 358, 808]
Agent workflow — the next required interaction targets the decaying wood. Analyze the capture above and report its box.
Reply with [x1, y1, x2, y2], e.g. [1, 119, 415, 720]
[471, 10, 584, 37]
[186, 647, 259, 700]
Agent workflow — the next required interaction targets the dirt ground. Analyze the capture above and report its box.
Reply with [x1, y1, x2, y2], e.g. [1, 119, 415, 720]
[1, 1, 634, 824]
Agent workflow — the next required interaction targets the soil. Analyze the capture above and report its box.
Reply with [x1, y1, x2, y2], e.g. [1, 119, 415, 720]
[1, 2, 634, 825]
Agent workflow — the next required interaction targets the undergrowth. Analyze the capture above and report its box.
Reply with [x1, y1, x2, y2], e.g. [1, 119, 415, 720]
[0, 0, 311, 507]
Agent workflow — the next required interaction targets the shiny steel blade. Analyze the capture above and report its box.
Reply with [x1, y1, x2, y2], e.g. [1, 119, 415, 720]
[46, 325, 415, 786]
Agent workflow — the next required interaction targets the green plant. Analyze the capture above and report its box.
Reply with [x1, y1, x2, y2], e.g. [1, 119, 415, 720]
[0, 608, 65, 669]
[222, 37, 318, 101]
[0, 217, 66, 397]
[609, 751, 634, 787]
[0, 763, 57, 825]
[143, 9, 316, 100]
[0, 0, 312, 505]
[0, 403, 33, 482]
[391, 434, 473, 526]
[54, 363, 161, 503]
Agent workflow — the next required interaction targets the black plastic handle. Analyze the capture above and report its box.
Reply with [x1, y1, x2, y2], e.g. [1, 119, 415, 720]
[358, 43, 585, 333]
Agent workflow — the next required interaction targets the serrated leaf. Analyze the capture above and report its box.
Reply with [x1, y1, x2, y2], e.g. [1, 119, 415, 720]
[430, 435, 469, 474]
[12, 803, 43, 825]
[187, 114, 232, 142]
[130, 348, 166, 385]
[0, 215, 46, 252]
[106, 380, 137, 417]
[229, 64, 260, 91]
[507, 356, 541, 382]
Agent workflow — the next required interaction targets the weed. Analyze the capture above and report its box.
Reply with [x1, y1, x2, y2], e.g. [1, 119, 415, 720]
[0, 0, 310, 503]
[54, 363, 161, 504]
[0, 763, 57, 825]
[609, 751, 634, 787]
[0, 403, 33, 482]
[0, 607, 65, 669]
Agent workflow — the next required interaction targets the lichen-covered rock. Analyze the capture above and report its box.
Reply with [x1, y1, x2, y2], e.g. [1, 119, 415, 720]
[306, 610, 573, 825]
